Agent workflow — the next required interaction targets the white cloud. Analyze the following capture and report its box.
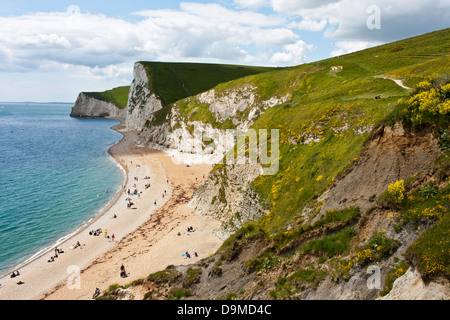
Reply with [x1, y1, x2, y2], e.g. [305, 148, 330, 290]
[251, 28, 299, 47]
[330, 40, 382, 57]
[288, 18, 327, 31]
[269, 0, 340, 12]
[234, 0, 270, 8]
[0, 2, 309, 78]
[270, 40, 314, 65]
[275, 0, 450, 43]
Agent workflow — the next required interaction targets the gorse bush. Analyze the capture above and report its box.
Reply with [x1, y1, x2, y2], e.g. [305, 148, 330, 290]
[388, 180, 406, 203]
[396, 78, 450, 127]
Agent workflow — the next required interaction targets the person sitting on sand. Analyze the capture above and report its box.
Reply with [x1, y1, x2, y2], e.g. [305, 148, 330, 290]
[93, 288, 101, 299]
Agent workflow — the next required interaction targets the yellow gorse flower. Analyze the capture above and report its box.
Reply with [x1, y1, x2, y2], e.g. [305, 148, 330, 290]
[388, 180, 405, 202]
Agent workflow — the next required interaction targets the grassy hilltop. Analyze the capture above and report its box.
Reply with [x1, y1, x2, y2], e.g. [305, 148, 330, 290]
[138, 61, 275, 106]
[84, 86, 131, 109]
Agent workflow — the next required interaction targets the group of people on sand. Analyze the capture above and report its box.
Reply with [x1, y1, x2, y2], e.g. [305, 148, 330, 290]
[183, 251, 198, 259]
[89, 228, 103, 236]
[47, 246, 65, 263]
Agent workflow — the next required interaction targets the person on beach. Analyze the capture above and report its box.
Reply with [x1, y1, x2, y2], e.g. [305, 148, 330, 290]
[10, 271, 19, 278]
[93, 288, 101, 299]
[104, 229, 107, 238]
[120, 264, 128, 278]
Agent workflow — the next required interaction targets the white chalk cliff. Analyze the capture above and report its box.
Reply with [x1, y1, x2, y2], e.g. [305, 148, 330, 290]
[125, 62, 163, 131]
[70, 93, 126, 119]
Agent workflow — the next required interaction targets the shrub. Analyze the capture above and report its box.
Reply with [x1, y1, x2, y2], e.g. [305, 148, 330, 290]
[369, 231, 400, 259]
[396, 78, 450, 127]
[299, 227, 356, 257]
[406, 212, 450, 279]
[420, 183, 438, 199]
[168, 287, 191, 300]
[182, 267, 202, 288]
[269, 268, 327, 299]
[356, 231, 400, 264]
[388, 180, 406, 203]
[380, 260, 410, 296]
[147, 268, 181, 284]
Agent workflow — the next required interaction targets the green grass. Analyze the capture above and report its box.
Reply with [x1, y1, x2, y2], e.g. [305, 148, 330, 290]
[272, 207, 361, 252]
[407, 209, 450, 279]
[146, 267, 181, 284]
[84, 85, 130, 109]
[298, 227, 358, 258]
[335, 28, 450, 75]
[269, 268, 327, 299]
[139, 61, 275, 107]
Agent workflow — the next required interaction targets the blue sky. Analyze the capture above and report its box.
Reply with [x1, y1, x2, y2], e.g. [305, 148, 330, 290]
[0, 0, 448, 102]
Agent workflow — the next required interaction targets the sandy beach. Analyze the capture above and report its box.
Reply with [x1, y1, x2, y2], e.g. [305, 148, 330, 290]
[0, 123, 222, 300]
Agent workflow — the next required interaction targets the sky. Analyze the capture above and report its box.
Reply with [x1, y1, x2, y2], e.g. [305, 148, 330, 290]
[0, 0, 449, 102]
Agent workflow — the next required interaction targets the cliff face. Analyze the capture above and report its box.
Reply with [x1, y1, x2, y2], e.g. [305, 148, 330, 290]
[70, 93, 127, 119]
[189, 163, 268, 241]
[125, 62, 163, 131]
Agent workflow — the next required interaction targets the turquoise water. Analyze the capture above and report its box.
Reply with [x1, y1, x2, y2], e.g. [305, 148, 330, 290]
[0, 103, 124, 275]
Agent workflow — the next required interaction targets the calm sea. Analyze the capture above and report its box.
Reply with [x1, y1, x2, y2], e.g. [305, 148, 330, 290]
[0, 102, 124, 275]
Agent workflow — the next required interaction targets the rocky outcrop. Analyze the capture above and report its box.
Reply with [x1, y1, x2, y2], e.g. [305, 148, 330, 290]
[381, 267, 450, 300]
[125, 62, 163, 131]
[70, 93, 126, 119]
[189, 163, 268, 240]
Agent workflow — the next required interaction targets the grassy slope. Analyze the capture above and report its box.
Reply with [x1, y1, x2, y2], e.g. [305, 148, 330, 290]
[249, 28, 450, 234]
[84, 86, 130, 109]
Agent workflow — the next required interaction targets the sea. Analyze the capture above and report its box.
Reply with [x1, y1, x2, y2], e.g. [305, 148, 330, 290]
[0, 102, 124, 275]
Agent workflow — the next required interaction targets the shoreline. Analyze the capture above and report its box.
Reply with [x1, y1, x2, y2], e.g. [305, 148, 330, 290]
[0, 120, 127, 279]
[0, 120, 222, 300]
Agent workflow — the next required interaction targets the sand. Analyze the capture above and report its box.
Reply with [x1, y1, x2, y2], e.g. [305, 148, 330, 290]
[0, 124, 222, 300]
